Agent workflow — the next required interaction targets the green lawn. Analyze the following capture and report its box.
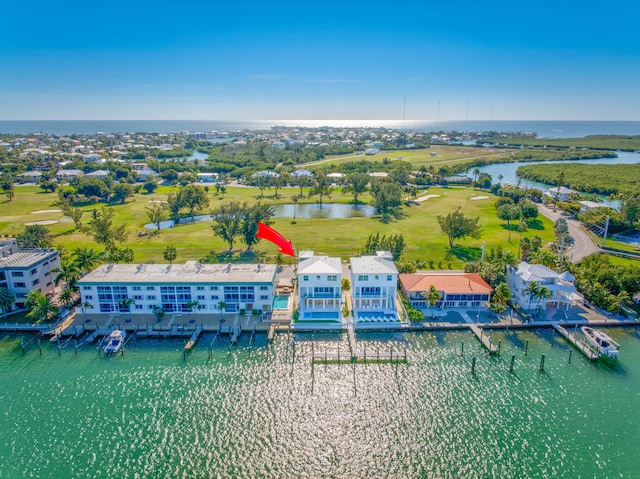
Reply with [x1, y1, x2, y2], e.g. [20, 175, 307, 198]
[304, 145, 515, 170]
[0, 185, 555, 268]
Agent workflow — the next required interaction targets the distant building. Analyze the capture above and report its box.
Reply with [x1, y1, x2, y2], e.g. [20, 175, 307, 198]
[56, 169, 83, 181]
[18, 171, 42, 183]
[82, 154, 101, 163]
[136, 169, 157, 182]
[578, 200, 605, 213]
[545, 186, 577, 202]
[364, 148, 379, 155]
[85, 169, 110, 180]
[196, 172, 218, 182]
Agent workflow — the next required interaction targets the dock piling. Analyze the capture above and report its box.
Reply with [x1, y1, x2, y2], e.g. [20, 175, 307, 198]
[509, 354, 515, 373]
[539, 354, 545, 371]
[568, 350, 572, 364]
[471, 356, 476, 374]
[498, 340, 501, 353]
[74, 339, 78, 355]
[38, 339, 42, 355]
[461, 341, 464, 356]
[525, 339, 529, 356]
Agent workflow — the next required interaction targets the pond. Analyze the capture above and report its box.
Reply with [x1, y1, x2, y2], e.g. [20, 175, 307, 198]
[144, 203, 377, 229]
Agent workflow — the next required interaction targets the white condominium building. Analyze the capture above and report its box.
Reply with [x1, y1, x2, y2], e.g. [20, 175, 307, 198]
[78, 261, 277, 315]
[297, 251, 342, 321]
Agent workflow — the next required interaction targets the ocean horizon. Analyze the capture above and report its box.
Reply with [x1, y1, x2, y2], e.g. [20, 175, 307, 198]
[1, 119, 640, 138]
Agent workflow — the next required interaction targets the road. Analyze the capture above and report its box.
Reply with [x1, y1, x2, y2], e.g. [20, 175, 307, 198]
[537, 204, 599, 263]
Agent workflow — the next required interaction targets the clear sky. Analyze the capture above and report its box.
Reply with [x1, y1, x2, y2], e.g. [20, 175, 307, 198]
[1, 0, 639, 121]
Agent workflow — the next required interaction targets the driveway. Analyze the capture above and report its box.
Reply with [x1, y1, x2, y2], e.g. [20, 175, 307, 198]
[537, 204, 599, 262]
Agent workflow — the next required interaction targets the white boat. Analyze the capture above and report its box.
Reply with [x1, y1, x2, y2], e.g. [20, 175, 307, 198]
[581, 327, 619, 359]
[104, 330, 126, 355]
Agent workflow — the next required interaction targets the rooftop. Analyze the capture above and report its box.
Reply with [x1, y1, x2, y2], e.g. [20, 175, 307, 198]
[350, 252, 397, 275]
[298, 255, 342, 275]
[78, 261, 277, 284]
[0, 250, 58, 268]
[399, 271, 493, 294]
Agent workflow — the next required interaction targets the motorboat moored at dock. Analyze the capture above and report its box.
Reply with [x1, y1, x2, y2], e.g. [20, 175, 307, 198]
[104, 330, 126, 355]
[581, 327, 619, 359]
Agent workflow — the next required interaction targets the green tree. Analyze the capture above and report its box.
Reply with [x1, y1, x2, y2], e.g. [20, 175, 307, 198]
[241, 202, 275, 250]
[370, 180, 403, 218]
[497, 204, 520, 241]
[311, 172, 332, 205]
[111, 183, 134, 204]
[68, 207, 84, 229]
[211, 201, 244, 250]
[163, 245, 177, 264]
[52, 261, 80, 290]
[25, 291, 59, 323]
[143, 181, 158, 194]
[437, 207, 483, 247]
[492, 282, 512, 306]
[73, 247, 102, 274]
[86, 207, 127, 248]
[0, 287, 15, 314]
[17, 224, 52, 248]
[146, 202, 168, 232]
[178, 184, 209, 219]
[523, 282, 540, 310]
[344, 172, 369, 204]
[421, 285, 441, 319]
[58, 288, 76, 308]
[534, 285, 552, 311]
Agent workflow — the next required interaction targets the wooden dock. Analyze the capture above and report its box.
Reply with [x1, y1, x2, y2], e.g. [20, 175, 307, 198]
[183, 327, 203, 351]
[470, 325, 499, 354]
[267, 323, 288, 341]
[552, 323, 599, 361]
[0, 323, 48, 333]
[312, 348, 406, 363]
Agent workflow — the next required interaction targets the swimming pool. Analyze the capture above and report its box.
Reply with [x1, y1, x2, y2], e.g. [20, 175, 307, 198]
[273, 294, 290, 309]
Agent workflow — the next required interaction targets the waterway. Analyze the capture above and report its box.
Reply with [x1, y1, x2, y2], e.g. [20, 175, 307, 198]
[1, 328, 640, 478]
[144, 203, 377, 229]
[471, 151, 640, 198]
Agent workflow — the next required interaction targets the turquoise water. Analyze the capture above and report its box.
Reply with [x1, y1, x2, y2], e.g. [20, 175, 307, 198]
[273, 294, 290, 309]
[1, 329, 640, 478]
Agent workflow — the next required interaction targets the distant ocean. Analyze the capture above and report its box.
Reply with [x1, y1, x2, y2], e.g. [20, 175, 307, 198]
[1, 119, 639, 138]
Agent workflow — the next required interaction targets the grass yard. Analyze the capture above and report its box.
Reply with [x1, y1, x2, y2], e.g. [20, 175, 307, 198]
[304, 145, 515, 170]
[0, 185, 555, 268]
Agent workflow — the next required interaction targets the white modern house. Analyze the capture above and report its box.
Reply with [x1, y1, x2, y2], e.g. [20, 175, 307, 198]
[78, 261, 276, 315]
[507, 261, 582, 311]
[349, 251, 399, 323]
[0, 241, 60, 310]
[85, 169, 110, 180]
[545, 186, 577, 202]
[297, 251, 342, 321]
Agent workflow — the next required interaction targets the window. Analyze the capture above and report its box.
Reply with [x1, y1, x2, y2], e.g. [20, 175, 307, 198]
[210, 295, 218, 300]
[42, 262, 49, 267]
[14, 282, 25, 288]
[147, 295, 156, 300]
[327, 275, 337, 281]
[316, 275, 321, 280]
[210, 286, 219, 291]
[196, 286, 205, 291]
[303, 276, 308, 281]
[387, 275, 392, 281]
[82, 286, 92, 291]
[146, 286, 155, 291]
[132, 286, 142, 291]
[260, 286, 268, 291]
[358, 275, 368, 281]
[197, 295, 205, 300]
[85, 295, 93, 300]
[133, 295, 143, 301]
[46, 282, 52, 287]
[30, 268, 37, 275]
[375, 275, 379, 280]
[135, 304, 143, 310]
[260, 295, 268, 300]
[11, 271, 24, 277]
[148, 305, 154, 310]
[16, 293, 26, 299]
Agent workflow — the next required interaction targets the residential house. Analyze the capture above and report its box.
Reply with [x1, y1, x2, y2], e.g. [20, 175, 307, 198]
[18, 171, 42, 183]
[56, 169, 84, 182]
[506, 261, 582, 311]
[349, 251, 399, 323]
[297, 251, 342, 321]
[545, 186, 577, 202]
[85, 169, 110, 180]
[196, 172, 218, 182]
[399, 271, 492, 315]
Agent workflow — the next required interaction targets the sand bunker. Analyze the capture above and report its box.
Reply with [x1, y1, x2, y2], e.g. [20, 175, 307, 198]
[415, 194, 441, 202]
[30, 209, 62, 214]
[148, 200, 167, 204]
[25, 220, 59, 226]
[470, 195, 490, 200]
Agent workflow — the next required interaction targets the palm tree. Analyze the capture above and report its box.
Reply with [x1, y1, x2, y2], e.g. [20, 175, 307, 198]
[26, 292, 59, 324]
[119, 298, 135, 321]
[0, 287, 15, 314]
[523, 282, 540, 310]
[420, 285, 441, 319]
[489, 301, 507, 319]
[52, 261, 80, 291]
[492, 282, 512, 306]
[58, 288, 75, 309]
[73, 247, 102, 275]
[82, 300, 93, 319]
[533, 285, 552, 312]
[217, 301, 227, 320]
[186, 300, 200, 321]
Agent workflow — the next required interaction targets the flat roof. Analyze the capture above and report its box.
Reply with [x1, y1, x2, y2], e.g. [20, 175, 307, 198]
[0, 250, 58, 268]
[78, 261, 277, 284]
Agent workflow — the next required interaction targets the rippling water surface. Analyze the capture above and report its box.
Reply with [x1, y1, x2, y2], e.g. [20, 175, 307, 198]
[1, 329, 639, 478]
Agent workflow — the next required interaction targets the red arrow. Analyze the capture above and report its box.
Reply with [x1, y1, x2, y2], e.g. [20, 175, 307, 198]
[256, 221, 295, 256]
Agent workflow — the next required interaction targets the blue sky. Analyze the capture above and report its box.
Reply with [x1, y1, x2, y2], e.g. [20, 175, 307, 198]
[1, 0, 639, 120]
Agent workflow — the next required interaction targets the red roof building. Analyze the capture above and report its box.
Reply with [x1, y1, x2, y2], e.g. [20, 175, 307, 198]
[399, 272, 493, 310]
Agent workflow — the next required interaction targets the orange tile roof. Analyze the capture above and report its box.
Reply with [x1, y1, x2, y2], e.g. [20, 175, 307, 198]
[399, 272, 492, 294]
